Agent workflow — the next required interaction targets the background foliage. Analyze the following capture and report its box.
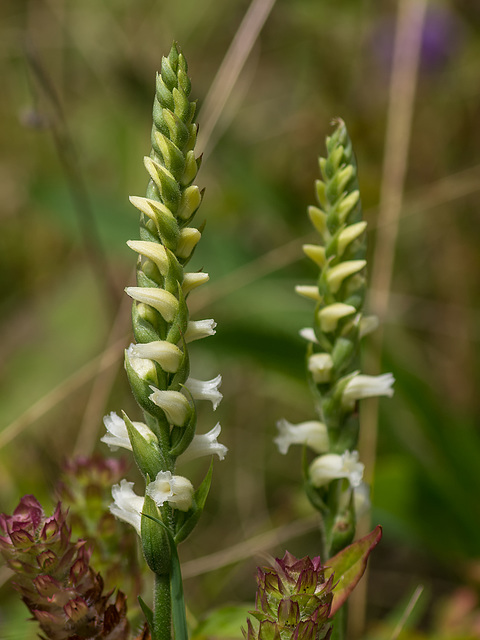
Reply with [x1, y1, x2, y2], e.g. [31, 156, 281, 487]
[1, 0, 480, 638]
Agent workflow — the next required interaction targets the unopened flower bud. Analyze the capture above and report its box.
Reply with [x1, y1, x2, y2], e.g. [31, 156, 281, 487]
[149, 387, 192, 427]
[308, 353, 334, 383]
[177, 185, 202, 220]
[326, 260, 366, 294]
[127, 240, 169, 275]
[129, 341, 183, 373]
[317, 303, 356, 333]
[295, 285, 321, 301]
[337, 221, 367, 256]
[302, 244, 326, 268]
[177, 228, 201, 259]
[126, 286, 179, 323]
[182, 271, 209, 294]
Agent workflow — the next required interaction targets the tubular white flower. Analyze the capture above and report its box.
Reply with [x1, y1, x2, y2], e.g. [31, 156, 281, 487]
[126, 240, 168, 276]
[149, 387, 191, 426]
[110, 480, 144, 535]
[295, 285, 322, 301]
[184, 319, 217, 343]
[182, 272, 209, 295]
[299, 327, 319, 344]
[146, 471, 194, 512]
[342, 373, 395, 409]
[309, 450, 364, 488]
[125, 287, 179, 323]
[317, 303, 356, 333]
[308, 353, 334, 384]
[129, 341, 183, 373]
[275, 419, 329, 455]
[186, 375, 222, 410]
[179, 423, 228, 463]
[125, 344, 157, 382]
[101, 411, 156, 451]
[177, 228, 201, 259]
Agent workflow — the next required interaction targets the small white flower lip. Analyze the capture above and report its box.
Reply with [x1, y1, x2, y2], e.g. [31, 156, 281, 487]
[110, 480, 144, 535]
[309, 450, 364, 488]
[146, 471, 194, 512]
[184, 319, 217, 343]
[180, 423, 228, 463]
[149, 387, 191, 426]
[186, 375, 222, 410]
[274, 419, 329, 455]
[101, 411, 155, 451]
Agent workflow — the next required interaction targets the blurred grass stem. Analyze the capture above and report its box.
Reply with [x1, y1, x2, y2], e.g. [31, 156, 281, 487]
[24, 42, 120, 314]
[197, 0, 277, 156]
[351, 1, 429, 637]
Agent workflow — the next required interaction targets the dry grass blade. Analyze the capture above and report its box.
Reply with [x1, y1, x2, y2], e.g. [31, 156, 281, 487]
[197, 0, 277, 156]
[390, 585, 424, 640]
[181, 515, 317, 579]
[351, 1, 429, 637]
[0, 339, 124, 452]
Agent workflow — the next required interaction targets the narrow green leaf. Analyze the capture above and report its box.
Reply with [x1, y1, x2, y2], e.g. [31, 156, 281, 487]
[325, 525, 382, 615]
[174, 460, 213, 544]
[138, 596, 154, 632]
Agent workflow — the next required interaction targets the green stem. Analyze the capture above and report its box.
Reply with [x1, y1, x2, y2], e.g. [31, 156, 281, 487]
[153, 573, 172, 640]
[330, 604, 346, 640]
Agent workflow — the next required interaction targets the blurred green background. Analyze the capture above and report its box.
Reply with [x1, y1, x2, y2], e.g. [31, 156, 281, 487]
[1, 0, 480, 638]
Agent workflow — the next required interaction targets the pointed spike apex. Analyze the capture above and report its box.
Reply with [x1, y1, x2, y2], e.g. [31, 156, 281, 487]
[168, 42, 180, 71]
[161, 56, 177, 91]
